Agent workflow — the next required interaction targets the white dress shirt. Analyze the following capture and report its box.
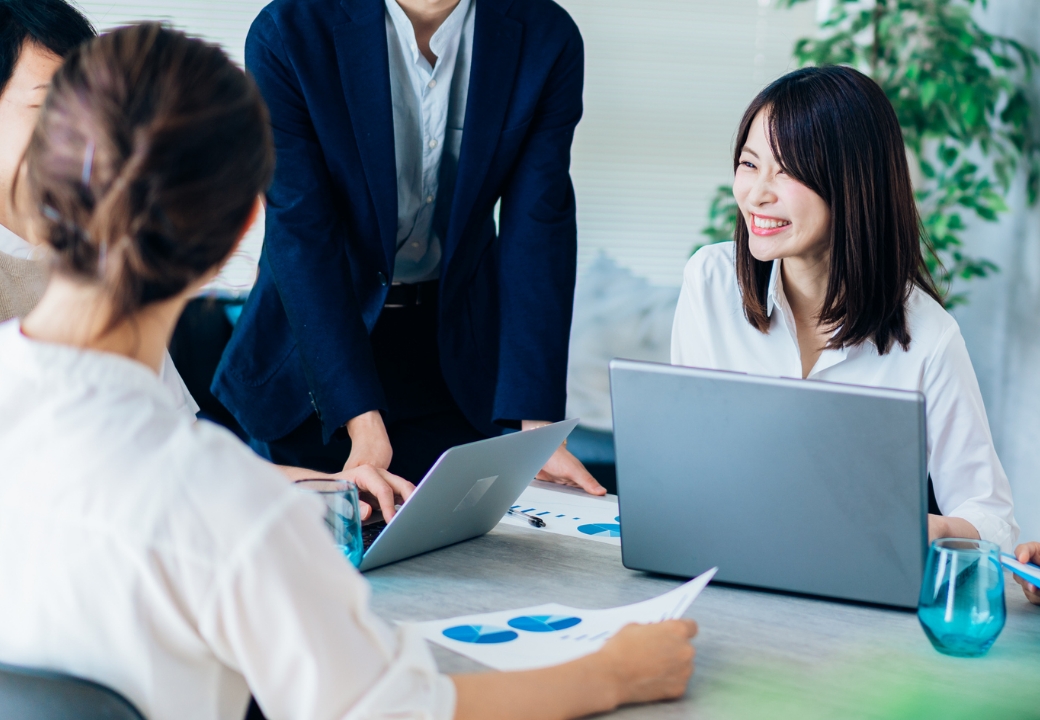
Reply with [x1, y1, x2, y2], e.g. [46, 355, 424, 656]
[0, 222, 36, 260]
[385, 0, 474, 283]
[671, 242, 1019, 551]
[0, 224, 198, 417]
[0, 320, 455, 720]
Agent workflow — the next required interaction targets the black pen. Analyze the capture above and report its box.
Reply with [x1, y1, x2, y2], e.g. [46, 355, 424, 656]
[508, 508, 546, 528]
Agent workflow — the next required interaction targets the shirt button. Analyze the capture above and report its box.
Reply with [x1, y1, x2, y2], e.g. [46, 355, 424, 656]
[428, 138, 438, 149]
[426, 195, 434, 204]
[377, 272, 388, 287]
[428, 79, 437, 89]
[412, 242, 420, 248]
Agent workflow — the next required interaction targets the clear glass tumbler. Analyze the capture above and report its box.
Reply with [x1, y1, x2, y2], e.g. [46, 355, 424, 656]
[918, 538, 1005, 657]
[294, 479, 364, 568]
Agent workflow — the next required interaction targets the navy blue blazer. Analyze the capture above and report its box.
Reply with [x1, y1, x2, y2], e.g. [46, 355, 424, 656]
[212, 0, 584, 443]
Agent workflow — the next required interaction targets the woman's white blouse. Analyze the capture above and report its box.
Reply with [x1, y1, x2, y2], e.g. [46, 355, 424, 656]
[0, 320, 455, 720]
[671, 242, 1018, 551]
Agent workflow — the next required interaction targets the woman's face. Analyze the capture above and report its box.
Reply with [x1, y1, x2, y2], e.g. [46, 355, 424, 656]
[733, 110, 831, 264]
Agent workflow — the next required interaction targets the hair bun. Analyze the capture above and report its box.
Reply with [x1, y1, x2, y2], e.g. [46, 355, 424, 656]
[24, 23, 275, 325]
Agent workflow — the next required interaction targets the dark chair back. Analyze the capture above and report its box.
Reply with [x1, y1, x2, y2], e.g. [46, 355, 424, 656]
[0, 663, 144, 720]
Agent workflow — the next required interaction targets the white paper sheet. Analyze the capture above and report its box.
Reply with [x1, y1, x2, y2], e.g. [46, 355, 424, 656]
[408, 568, 717, 671]
[497, 483, 622, 545]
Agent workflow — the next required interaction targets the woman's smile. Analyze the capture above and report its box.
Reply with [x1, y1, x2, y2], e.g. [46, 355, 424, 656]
[749, 213, 792, 236]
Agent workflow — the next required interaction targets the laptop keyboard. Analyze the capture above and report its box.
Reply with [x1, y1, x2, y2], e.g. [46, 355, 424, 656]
[362, 521, 387, 550]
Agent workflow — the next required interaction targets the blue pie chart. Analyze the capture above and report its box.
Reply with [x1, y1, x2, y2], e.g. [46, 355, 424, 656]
[508, 615, 583, 633]
[578, 523, 621, 538]
[442, 625, 518, 644]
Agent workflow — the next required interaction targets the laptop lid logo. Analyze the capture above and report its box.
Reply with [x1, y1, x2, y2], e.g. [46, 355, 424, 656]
[453, 475, 499, 512]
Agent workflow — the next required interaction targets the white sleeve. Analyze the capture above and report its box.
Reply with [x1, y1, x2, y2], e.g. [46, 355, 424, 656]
[160, 352, 200, 420]
[198, 494, 456, 720]
[671, 252, 710, 367]
[923, 326, 1019, 551]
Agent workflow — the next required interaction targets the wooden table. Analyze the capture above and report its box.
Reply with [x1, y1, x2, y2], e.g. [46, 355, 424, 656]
[367, 519, 1040, 719]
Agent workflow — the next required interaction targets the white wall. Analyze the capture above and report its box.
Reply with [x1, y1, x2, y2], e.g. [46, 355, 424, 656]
[557, 0, 819, 286]
[75, 0, 266, 65]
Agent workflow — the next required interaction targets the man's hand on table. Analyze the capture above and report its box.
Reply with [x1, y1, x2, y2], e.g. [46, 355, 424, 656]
[1014, 542, 1040, 605]
[522, 420, 606, 496]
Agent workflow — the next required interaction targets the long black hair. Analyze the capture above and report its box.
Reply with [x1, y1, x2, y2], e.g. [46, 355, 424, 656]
[732, 65, 942, 354]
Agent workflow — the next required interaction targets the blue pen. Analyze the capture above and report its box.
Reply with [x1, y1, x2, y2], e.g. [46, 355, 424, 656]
[1001, 552, 1040, 585]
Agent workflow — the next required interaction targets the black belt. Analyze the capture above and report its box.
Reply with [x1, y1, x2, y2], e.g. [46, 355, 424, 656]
[383, 280, 439, 308]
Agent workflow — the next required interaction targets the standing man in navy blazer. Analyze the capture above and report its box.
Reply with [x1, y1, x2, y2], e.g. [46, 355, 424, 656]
[213, 0, 604, 494]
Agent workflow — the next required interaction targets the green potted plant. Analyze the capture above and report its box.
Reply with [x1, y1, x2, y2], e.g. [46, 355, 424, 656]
[701, 0, 1040, 306]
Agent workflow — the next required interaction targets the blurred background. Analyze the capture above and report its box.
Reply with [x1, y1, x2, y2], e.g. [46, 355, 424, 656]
[73, 0, 1040, 540]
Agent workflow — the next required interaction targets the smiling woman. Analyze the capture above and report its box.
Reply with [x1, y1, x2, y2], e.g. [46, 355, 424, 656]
[671, 65, 1019, 552]
[729, 66, 942, 359]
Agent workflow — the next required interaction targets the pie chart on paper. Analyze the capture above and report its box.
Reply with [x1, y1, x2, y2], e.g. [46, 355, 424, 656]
[507, 615, 583, 633]
[577, 523, 621, 538]
[442, 625, 518, 644]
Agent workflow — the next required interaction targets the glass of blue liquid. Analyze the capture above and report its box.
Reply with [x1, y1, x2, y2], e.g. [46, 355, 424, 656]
[918, 538, 1005, 657]
[294, 479, 364, 568]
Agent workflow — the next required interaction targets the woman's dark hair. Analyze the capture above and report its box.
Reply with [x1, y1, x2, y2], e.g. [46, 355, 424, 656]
[23, 23, 275, 325]
[731, 65, 941, 354]
[0, 0, 96, 96]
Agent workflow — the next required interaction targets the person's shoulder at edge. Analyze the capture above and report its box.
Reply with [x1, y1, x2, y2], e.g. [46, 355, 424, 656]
[681, 241, 740, 300]
[504, 0, 581, 35]
[247, 0, 345, 50]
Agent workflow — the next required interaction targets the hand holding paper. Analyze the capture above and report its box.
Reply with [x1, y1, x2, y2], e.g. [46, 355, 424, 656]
[1006, 544, 1040, 605]
[407, 568, 717, 671]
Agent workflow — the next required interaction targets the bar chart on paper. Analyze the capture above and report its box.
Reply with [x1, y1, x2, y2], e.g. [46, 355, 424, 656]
[498, 484, 622, 545]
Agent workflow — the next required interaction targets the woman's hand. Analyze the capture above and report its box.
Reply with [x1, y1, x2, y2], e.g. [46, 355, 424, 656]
[927, 514, 980, 544]
[1013, 542, 1040, 605]
[451, 619, 697, 720]
[523, 420, 606, 496]
[343, 410, 393, 472]
[594, 620, 698, 707]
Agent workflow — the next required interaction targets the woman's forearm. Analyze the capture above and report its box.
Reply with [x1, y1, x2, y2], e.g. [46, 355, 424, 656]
[451, 654, 618, 720]
[450, 620, 698, 720]
[927, 514, 981, 543]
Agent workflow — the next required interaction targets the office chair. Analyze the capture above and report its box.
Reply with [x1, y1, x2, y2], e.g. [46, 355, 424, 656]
[0, 662, 144, 720]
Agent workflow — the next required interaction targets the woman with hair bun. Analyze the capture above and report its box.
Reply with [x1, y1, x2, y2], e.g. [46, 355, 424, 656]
[0, 24, 697, 720]
[672, 65, 1017, 551]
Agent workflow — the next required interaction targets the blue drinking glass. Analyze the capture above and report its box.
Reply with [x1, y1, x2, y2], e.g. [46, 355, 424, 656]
[294, 479, 364, 567]
[918, 538, 1005, 657]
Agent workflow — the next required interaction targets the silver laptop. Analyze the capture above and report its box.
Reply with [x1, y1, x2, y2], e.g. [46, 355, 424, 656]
[358, 419, 580, 571]
[609, 359, 928, 609]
